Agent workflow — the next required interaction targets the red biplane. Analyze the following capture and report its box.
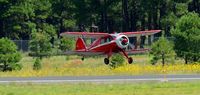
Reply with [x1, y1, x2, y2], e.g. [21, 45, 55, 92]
[60, 30, 161, 65]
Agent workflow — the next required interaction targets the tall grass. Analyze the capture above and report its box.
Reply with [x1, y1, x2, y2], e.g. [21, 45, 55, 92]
[0, 55, 199, 77]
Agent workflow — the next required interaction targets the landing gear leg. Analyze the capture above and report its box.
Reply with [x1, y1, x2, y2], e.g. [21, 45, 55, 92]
[121, 50, 133, 64]
[81, 57, 85, 61]
[104, 50, 112, 65]
[104, 58, 109, 65]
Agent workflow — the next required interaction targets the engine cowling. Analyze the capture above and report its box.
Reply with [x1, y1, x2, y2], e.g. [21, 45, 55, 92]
[115, 35, 129, 49]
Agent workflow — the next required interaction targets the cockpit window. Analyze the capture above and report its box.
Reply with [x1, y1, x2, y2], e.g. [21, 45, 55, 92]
[112, 36, 116, 39]
[100, 36, 113, 44]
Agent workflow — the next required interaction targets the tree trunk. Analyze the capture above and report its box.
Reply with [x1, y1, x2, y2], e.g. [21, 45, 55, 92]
[162, 52, 165, 67]
[59, 18, 64, 38]
[0, 20, 3, 38]
[3, 63, 7, 72]
[99, 0, 108, 32]
[152, 6, 158, 29]
[3, 20, 7, 38]
[122, 0, 129, 31]
[107, 17, 114, 33]
[141, 15, 145, 30]
[130, 10, 137, 31]
[104, 9, 109, 32]
[159, 1, 167, 29]
[148, 11, 152, 30]
[185, 55, 188, 64]
[100, 10, 104, 32]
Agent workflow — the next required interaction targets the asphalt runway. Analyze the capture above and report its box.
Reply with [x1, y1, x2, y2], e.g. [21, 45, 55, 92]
[1, 74, 200, 83]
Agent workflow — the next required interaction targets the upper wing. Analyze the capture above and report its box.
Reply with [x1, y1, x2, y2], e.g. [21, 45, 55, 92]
[60, 32, 109, 38]
[120, 30, 161, 37]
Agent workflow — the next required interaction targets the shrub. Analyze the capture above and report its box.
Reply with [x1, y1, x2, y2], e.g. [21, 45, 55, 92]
[150, 37, 176, 66]
[29, 32, 52, 58]
[10, 63, 22, 71]
[0, 38, 22, 71]
[33, 58, 42, 70]
[59, 37, 75, 51]
[171, 12, 200, 64]
[110, 54, 125, 68]
[29, 32, 53, 70]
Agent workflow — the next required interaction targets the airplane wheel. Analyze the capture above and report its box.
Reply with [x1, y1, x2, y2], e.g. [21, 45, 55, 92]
[128, 57, 133, 64]
[81, 57, 84, 61]
[104, 58, 109, 65]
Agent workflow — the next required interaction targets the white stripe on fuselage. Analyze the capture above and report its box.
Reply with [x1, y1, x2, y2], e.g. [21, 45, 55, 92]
[89, 40, 116, 51]
[87, 33, 122, 51]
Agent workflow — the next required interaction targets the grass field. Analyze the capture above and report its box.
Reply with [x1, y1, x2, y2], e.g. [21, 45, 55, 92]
[0, 81, 200, 95]
[0, 54, 200, 77]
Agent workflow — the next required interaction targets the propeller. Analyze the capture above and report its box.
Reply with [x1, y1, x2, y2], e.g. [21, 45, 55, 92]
[120, 36, 128, 46]
[116, 35, 129, 49]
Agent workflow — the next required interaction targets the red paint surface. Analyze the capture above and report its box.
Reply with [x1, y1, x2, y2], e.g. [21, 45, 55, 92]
[76, 38, 86, 51]
[61, 30, 161, 61]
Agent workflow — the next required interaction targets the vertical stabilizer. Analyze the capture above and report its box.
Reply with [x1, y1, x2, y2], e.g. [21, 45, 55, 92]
[76, 37, 86, 50]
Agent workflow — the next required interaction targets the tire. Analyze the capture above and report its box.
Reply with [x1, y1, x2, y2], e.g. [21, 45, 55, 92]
[104, 58, 109, 65]
[128, 57, 133, 64]
[81, 57, 84, 61]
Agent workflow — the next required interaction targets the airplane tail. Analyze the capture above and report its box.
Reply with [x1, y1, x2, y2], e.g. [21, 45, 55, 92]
[76, 37, 86, 50]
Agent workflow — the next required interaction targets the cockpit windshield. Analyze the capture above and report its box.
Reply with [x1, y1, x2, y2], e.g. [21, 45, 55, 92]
[100, 36, 113, 44]
[111, 35, 116, 39]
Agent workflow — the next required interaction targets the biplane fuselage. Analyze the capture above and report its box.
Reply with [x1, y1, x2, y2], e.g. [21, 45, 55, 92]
[60, 30, 161, 64]
[83, 34, 127, 53]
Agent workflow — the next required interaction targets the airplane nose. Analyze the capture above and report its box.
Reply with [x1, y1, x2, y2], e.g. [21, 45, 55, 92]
[122, 39, 128, 43]
[116, 35, 129, 49]
[121, 37, 128, 45]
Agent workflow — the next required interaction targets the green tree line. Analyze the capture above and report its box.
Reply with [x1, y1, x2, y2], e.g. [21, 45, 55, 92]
[0, 0, 199, 67]
[0, 0, 199, 40]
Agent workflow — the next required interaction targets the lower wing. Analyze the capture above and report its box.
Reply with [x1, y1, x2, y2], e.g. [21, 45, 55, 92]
[126, 49, 150, 55]
[61, 49, 149, 56]
[61, 51, 105, 56]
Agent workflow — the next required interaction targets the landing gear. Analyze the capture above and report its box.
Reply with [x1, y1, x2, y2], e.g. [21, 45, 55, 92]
[104, 58, 109, 65]
[121, 50, 133, 64]
[128, 57, 133, 64]
[81, 57, 85, 61]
